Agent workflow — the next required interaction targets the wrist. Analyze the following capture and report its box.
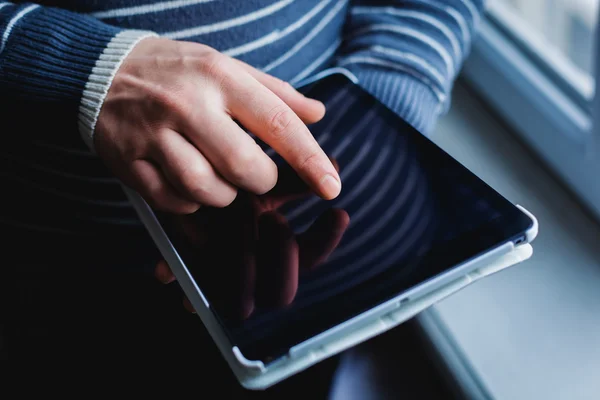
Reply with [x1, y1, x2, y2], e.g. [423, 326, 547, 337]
[78, 31, 158, 151]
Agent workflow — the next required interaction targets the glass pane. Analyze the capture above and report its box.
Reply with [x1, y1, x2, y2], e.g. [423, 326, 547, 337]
[497, 0, 598, 77]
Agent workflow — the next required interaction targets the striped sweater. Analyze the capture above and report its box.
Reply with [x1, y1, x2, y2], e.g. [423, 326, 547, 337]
[0, 0, 484, 245]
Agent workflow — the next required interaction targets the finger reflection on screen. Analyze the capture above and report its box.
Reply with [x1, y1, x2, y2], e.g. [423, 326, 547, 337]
[158, 161, 351, 322]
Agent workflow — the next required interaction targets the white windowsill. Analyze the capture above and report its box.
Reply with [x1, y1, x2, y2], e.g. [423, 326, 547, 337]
[418, 80, 600, 400]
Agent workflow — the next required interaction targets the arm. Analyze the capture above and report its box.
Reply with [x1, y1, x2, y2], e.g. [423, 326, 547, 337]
[0, 2, 341, 214]
[336, 0, 485, 134]
[0, 2, 155, 146]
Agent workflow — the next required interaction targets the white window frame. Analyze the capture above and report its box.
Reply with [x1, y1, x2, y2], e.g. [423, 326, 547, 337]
[460, 0, 600, 220]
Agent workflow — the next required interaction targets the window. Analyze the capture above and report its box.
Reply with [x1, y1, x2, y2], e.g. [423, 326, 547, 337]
[493, 0, 598, 102]
[503, 0, 597, 73]
[460, 0, 600, 220]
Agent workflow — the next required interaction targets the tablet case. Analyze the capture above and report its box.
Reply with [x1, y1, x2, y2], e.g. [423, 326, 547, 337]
[231, 242, 534, 390]
[123, 184, 537, 390]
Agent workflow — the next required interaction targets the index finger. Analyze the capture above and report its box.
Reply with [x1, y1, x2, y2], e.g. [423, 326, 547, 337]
[224, 71, 341, 200]
[258, 157, 340, 211]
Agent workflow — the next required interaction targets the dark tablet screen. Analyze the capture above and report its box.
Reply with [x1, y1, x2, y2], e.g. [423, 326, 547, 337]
[156, 73, 533, 363]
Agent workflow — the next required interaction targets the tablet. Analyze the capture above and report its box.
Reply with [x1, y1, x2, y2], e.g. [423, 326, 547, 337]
[125, 70, 537, 389]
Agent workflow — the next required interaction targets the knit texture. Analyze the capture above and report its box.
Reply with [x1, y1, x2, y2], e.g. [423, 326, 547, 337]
[78, 30, 157, 149]
[0, 0, 485, 236]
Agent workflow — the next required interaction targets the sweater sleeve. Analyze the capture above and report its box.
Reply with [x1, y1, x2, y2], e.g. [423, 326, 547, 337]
[335, 0, 485, 134]
[0, 2, 156, 149]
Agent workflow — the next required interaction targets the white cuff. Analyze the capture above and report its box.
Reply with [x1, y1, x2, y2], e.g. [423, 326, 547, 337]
[78, 30, 158, 150]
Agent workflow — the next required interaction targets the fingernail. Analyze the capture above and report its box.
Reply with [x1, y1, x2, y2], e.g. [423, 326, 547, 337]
[320, 174, 341, 200]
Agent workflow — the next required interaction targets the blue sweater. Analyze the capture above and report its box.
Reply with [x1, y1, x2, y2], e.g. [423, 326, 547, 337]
[0, 0, 484, 240]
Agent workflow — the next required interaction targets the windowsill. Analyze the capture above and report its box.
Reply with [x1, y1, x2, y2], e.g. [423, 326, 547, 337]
[418, 79, 600, 400]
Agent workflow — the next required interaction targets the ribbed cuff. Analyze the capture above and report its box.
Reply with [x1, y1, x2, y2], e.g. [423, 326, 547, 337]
[343, 66, 444, 136]
[78, 30, 158, 150]
[0, 4, 156, 148]
[1, 6, 122, 98]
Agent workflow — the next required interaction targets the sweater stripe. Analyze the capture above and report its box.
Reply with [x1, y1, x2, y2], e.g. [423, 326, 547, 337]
[163, 0, 294, 39]
[0, 0, 485, 235]
[222, 0, 335, 57]
[351, 6, 462, 61]
[289, 38, 341, 85]
[446, 6, 471, 43]
[367, 45, 446, 88]
[337, 56, 446, 102]
[459, 0, 481, 26]
[88, 0, 215, 19]
[346, 24, 456, 79]
[0, 4, 38, 54]
[262, 0, 347, 72]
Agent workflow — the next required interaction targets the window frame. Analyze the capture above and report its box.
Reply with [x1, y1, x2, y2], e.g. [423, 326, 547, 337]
[459, 0, 600, 220]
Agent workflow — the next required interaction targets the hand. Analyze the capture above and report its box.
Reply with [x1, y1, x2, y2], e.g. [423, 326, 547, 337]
[154, 161, 350, 319]
[95, 37, 341, 214]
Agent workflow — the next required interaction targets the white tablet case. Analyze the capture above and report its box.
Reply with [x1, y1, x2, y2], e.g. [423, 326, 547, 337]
[124, 186, 537, 390]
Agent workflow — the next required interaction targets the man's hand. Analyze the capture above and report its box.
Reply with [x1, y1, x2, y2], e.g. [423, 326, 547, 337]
[95, 37, 341, 213]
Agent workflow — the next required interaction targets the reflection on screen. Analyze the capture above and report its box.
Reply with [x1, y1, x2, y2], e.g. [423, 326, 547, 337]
[157, 75, 523, 363]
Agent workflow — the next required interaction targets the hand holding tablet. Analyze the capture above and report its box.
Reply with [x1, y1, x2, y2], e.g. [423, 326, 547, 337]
[125, 71, 538, 389]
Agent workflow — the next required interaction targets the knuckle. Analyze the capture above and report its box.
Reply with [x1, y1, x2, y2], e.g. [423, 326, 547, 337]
[198, 51, 229, 81]
[226, 146, 260, 181]
[266, 105, 296, 139]
[180, 163, 238, 208]
[273, 78, 294, 93]
[180, 166, 212, 198]
[298, 150, 321, 172]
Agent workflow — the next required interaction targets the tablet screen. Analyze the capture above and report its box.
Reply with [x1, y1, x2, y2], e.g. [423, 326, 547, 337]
[156, 73, 533, 363]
